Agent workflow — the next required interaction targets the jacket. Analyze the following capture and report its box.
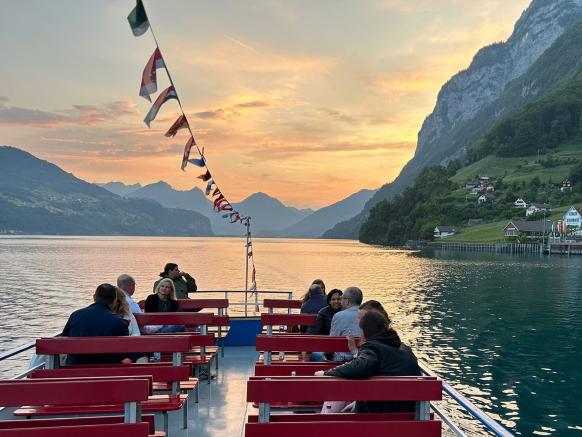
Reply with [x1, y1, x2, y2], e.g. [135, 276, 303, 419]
[61, 303, 129, 365]
[153, 273, 197, 300]
[323, 330, 422, 413]
[144, 294, 179, 313]
[308, 305, 340, 335]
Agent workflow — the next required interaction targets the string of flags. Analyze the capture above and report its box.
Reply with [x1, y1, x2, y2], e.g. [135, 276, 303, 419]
[127, 0, 257, 292]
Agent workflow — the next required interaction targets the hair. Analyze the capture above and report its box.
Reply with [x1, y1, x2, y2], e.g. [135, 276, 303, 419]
[359, 310, 389, 340]
[311, 279, 325, 292]
[155, 278, 177, 300]
[112, 287, 131, 317]
[343, 286, 363, 306]
[308, 284, 323, 297]
[326, 288, 342, 304]
[360, 300, 391, 325]
[94, 283, 118, 305]
[160, 263, 178, 277]
[116, 274, 135, 290]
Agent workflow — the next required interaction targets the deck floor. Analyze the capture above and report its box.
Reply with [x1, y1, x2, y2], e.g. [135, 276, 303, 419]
[174, 345, 257, 436]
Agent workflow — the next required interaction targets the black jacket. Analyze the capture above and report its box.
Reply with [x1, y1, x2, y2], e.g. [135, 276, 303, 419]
[61, 303, 129, 365]
[323, 330, 421, 413]
[307, 305, 340, 335]
[144, 294, 178, 312]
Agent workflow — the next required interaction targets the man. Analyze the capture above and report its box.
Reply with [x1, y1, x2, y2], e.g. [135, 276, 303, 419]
[61, 283, 130, 365]
[329, 286, 363, 361]
[153, 263, 196, 300]
[117, 274, 142, 314]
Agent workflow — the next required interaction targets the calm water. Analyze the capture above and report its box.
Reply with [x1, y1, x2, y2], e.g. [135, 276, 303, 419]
[0, 236, 581, 436]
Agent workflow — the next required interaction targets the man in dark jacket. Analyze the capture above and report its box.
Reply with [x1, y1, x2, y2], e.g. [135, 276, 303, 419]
[322, 310, 421, 413]
[61, 283, 130, 365]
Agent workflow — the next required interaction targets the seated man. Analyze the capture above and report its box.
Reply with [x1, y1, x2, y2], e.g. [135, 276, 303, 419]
[117, 274, 142, 314]
[61, 283, 130, 365]
[329, 286, 363, 361]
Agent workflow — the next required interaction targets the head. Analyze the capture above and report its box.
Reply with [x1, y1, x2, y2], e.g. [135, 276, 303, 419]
[359, 309, 389, 341]
[155, 278, 176, 301]
[327, 289, 343, 311]
[93, 283, 118, 310]
[311, 279, 326, 293]
[161, 263, 180, 280]
[116, 274, 136, 296]
[359, 300, 391, 324]
[308, 284, 324, 298]
[341, 286, 363, 310]
[112, 287, 130, 317]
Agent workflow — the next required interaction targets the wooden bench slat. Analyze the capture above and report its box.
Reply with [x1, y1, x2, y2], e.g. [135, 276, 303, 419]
[260, 314, 317, 327]
[177, 299, 229, 309]
[263, 299, 302, 309]
[246, 421, 441, 436]
[0, 415, 156, 433]
[36, 335, 191, 354]
[256, 334, 356, 352]
[134, 312, 213, 326]
[247, 412, 425, 422]
[31, 365, 191, 383]
[0, 423, 150, 437]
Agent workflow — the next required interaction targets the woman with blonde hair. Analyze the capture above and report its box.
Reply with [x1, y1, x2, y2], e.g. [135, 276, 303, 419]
[144, 278, 184, 333]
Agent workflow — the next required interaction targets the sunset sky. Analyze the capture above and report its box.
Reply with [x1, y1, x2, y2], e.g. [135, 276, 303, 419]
[0, 0, 530, 208]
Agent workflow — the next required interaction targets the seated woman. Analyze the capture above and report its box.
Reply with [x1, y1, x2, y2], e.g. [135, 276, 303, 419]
[144, 278, 185, 334]
[113, 287, 140, 336]
[308, 289, 342, 335]
[320, 310, 421, 413]
[299, 284, 328, 333]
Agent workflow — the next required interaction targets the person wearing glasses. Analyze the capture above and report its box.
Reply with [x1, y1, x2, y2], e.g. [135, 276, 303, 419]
[329, 286, 363, 361]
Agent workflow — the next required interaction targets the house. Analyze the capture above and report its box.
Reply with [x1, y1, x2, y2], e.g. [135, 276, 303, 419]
[526, 203, 552, 217]
[478, 194, 491, 204]
[514, 198, 528, 208]
[434, 226, 456, 239]
[471, 186, 482, 195]
[467, 219, 483, 226]
[479, 175, 492, 183]
[560, 180, 573, 192]
[504, 220, 552, 238]
[563, 205, 582, 229]
[465, 181, 479, 190]
[484, 184, 495, 193]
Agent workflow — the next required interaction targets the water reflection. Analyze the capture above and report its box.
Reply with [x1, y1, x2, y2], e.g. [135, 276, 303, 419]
[0, 237, 580, 435]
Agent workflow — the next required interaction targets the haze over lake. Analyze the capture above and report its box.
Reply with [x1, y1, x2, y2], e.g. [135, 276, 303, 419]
[0, 236, 581, 435]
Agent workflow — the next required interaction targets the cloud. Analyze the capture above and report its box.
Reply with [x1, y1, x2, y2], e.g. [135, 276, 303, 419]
[0, 96, 8, 104]
[193, 100, 271, 120]
[0, 101, 138, 128]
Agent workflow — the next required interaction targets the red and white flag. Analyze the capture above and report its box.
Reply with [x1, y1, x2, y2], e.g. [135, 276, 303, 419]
[181, 136, 196, 170]
[140, 48, 165, 102]
[165, 114, 189, 137]
[144, 85, 177, 127]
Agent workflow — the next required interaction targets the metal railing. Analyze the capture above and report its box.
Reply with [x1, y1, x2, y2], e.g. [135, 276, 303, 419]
[193, 289, 293, 317]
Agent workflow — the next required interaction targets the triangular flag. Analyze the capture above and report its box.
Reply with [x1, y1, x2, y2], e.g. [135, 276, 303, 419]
[139, 48, 165, 102]
[213, 194, 225, 206]
[188, 157, 205, 167]
[127, 0, 149, 36]
[219, 204, 233, 212]
[144, 85, 178, 127]
[181, 137, 196, 170]
[249, 266, 257, 293]
[212, 188, 221, 196]
[197, 170, 212, 182]
[205, 180, 214, 195]
[165, 114, 189, 137]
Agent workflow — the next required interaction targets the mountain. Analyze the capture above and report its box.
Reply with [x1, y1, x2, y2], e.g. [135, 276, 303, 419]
[277, 189, 376, 238]
[0, 146, 213, 236]
[98, 181, 141, 197]
[126, 182, 211, 212]
[326, 0, 582, 239]
[233, 192, 314, 236]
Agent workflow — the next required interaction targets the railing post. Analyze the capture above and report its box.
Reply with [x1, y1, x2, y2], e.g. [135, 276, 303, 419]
[258, 402, 271, 423]
[416, 400, 431, 420]
[46, 354, 59, 369]
[172, 351, 183, 394]
[124, 401, 141, 423]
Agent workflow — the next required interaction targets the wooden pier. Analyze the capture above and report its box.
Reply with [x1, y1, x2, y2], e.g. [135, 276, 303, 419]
[407, 240, 582, 256]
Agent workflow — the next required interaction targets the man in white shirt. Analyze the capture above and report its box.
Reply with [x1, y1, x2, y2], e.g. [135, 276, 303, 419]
[330, 286, 363, 361]
[116, 274, 142, 314]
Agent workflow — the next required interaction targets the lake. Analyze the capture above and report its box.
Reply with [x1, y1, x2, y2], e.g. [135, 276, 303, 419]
[0, 236, 580, 435]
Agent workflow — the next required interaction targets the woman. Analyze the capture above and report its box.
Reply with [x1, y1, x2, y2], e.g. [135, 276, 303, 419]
[113, 287, 140, 336]
[298, 284, 328, 334]
[308, 289, 342, 335]
[153, 263, 196, 300]
[319, 310, 421, 413]
[144, 278, 184, 333]
[300, 279, 326, 304]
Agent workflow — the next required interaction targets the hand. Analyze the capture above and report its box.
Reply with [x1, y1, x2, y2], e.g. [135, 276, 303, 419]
[120, 358, 133, 364]
[180, 271, 186, 277]
[314, 370, 325, 376]
[347, 331, 358, 356]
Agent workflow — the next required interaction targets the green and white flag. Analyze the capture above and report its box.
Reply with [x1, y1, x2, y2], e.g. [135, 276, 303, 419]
[128, 0, 149, 37]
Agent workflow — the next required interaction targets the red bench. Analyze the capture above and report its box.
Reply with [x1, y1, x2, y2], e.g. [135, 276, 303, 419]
[245, 376, 442, 436]
[0, 423, 150, 437]
[263, 299, 302, 311]
[0, 415, 157, 434]
[260, 313, 317, 336]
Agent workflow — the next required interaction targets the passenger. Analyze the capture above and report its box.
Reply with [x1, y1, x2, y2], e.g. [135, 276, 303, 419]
[358, 300, 389, 322]
[153, 263, 197, 300]
[320, 310, 422, 413]
[61, 283, 131, 365]
[308, 289, 343, 335]
[329, 286, 363, 361]
[144, 278, 185, 334]
[113, 287, 141, 336]
[117, 274, 142, 314]
[299, 284, 328, 333]
[300, 279, 326, 303]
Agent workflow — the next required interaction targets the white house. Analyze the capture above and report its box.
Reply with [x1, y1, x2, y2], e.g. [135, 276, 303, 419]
[514, 198, 528, 208]
[563, 205, 582, 229]
[434, 226, 456, 239]
[526, 203, 552, 217]
[478, 194, 491, 204]
[560, 180, 573, 192]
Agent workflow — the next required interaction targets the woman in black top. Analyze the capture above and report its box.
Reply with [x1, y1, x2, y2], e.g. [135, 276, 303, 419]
[308, 289, 342, 335]
[144, 278, 183, 333]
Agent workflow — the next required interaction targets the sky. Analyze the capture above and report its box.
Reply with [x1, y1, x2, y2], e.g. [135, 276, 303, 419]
[0, 0, 531, 208]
